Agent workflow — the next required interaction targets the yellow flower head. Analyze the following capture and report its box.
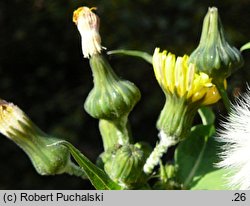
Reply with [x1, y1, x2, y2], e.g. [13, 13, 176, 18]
[153, 48, 220, 105]
[73, 7, 102, 58]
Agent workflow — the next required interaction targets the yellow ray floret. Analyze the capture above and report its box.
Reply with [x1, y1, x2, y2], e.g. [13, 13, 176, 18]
[152, 48, 220, 105]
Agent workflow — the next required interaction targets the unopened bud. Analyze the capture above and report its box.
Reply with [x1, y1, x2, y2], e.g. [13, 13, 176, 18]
[189, 7, 243, 83]
[104, 144, 147, 187]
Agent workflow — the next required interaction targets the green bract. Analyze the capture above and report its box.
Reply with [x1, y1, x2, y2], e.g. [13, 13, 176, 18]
[84, 55, 141, 120]
[157, 95, 199, 141]
[189, 7, 243, 83]
[0, 101, 82, 176]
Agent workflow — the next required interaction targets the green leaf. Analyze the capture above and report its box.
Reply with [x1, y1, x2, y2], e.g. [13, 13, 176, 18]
[191, 168, 229, 190]
[240, 42, 250, 51]
[175, 124, 222, 189]
[198, 107, 215, 125]
[56, 141, 122, 190]
[107, 49, 152, 64]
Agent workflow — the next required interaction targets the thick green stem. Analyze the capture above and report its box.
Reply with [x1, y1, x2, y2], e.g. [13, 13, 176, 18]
[99, 116, 132, 151]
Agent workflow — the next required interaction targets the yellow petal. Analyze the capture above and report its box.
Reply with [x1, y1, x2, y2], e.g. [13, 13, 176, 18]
[152, 47, 220, 106]
[166, 53, 176, 94]
[202, 85, 221, 105]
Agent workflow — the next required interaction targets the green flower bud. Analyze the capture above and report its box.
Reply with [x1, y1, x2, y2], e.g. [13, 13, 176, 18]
[104, 144, 147, 187]
[84, 55, 141, 120]
[189, 7, 243, 82]
[0, 100, 83, 177]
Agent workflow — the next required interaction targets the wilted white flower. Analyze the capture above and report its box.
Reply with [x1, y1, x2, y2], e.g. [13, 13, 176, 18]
[0, 100, 27, 138]
[73, 7, 102, 58]
[216, 89, 250, 189]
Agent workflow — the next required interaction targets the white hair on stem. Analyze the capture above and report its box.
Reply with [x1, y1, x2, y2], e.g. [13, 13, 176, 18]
[216, 88, 250, 190]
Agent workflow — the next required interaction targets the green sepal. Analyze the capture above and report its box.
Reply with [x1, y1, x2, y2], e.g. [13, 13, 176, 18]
[56, 140, 122, 190]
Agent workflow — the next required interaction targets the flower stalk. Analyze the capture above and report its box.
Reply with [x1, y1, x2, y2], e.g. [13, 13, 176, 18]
[143, 132, 176, 174]
[99, 117, 131, 151]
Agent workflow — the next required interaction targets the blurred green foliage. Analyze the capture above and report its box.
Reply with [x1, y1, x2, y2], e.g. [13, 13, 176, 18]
[0, 0, 249, 189]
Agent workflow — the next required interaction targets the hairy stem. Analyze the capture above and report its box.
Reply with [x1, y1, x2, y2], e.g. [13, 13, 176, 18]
[143, 131, 177, 175]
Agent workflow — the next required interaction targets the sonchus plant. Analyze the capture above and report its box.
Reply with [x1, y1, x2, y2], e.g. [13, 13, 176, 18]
[0, 5, 249, 190]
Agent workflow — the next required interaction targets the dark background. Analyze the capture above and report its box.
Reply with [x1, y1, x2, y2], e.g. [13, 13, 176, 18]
[0, 0, 249, 189]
